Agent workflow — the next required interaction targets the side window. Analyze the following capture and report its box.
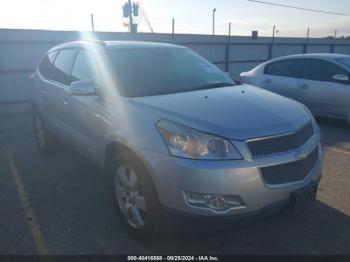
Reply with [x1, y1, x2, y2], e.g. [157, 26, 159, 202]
[300, 59, 348, 83]
[51, 49, 76, 86]
[38, 51, 58, 79]
[71, 50, 95, 82]
[264, 59, 299, 78]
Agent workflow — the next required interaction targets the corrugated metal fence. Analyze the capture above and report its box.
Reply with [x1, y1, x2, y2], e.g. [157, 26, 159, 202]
[1, 28, 350, 114]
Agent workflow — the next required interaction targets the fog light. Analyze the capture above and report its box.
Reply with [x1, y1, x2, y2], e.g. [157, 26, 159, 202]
[186, 192, 204, 203]
[204, 195, 227, 210]
[184, 192, 244, 212]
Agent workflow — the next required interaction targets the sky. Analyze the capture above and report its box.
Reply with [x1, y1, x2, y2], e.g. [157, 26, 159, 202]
[0, 0, 350, 37]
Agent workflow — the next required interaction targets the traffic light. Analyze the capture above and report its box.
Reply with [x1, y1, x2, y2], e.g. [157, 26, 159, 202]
[133, 3, 139, 16]
[122, 3, 130, 18]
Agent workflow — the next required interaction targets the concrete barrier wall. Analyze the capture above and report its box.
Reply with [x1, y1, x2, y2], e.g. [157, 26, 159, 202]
[1, 28, 350, 114]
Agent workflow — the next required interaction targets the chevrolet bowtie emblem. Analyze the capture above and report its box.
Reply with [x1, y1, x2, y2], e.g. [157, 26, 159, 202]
[296, 144, 315, 160]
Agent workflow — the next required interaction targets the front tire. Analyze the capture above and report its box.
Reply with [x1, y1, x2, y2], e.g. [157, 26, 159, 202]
[110, 151, 163, 240]
[33, 112, 58, 154]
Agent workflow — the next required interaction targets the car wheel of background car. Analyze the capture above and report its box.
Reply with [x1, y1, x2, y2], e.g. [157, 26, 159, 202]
[110, 150, 163, 240]
[33, 111, 58, 154]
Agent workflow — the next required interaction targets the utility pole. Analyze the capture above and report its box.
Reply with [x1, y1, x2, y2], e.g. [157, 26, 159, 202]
[122, 0, 139, 33]
[304, 27, 310, 54]
[334, 29, 338, 48]
[128, 0, 133, 33]
[172, 18, 175, 36]
[90, 13, 95, 32]
[228, 22, 231, 40]
[212, 8, 216, 36]
[269, 25, 276, 59]
[225, 22, 231, 73]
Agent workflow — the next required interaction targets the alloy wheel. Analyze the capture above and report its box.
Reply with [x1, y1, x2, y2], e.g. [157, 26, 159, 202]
[114, 164, 147, 229]
[35, 116, 45, 147]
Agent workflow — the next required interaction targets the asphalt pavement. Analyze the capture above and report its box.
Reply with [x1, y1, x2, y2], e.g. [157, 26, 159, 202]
[0, 112, 349, 255]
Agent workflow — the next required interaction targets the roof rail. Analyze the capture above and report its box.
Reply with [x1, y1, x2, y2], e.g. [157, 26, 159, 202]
[151, 40, 178, 45]
[78, 38, 106, 45]
[59, 38, 106, 46]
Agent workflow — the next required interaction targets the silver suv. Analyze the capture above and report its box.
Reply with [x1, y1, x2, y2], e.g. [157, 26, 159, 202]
[31, 40, 323, 240]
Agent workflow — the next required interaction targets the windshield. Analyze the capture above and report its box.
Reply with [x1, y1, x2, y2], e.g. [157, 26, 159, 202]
[107, 47, 235, 97]
[334, 57, 350, 71]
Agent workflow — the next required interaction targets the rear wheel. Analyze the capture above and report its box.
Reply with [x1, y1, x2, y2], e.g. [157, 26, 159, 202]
[33, 112, 58, 153]
[111, 151, 163, 240]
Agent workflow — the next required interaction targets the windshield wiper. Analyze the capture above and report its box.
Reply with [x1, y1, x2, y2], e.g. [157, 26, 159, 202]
[189, 82, 234, 91]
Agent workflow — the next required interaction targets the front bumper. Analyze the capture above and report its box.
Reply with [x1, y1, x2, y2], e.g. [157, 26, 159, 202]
[141, 135, 322, 218]
[162, 180, 319, 233]
[162, 197, 289, 233]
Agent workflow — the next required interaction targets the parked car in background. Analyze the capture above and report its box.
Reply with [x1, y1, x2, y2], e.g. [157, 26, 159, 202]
[240, 53, 350, 124]
[31, 40, 322, 240]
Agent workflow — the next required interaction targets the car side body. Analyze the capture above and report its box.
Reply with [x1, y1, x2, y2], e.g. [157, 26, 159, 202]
[240, 53, 350, 124]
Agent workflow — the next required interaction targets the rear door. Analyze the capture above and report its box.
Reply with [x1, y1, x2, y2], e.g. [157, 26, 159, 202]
[261, 59, 300, 99]
[35, 50, 59, 123]
[39, 48, 77, 139]
[297, 58, 350, 119]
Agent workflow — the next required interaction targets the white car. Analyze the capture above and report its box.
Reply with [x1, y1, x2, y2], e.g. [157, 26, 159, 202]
[240, 53, 350, 124]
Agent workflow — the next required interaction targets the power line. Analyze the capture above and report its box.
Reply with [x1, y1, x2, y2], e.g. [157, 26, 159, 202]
[247, 0, 350, 16]
[139, 1, 154, 33]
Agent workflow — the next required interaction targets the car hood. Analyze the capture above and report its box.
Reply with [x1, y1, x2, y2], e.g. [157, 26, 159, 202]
[131, 84, 310, 140]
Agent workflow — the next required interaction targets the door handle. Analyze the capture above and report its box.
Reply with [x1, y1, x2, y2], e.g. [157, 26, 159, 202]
[41, 89, 46, 95]
[299, 84, 310, 89]
[62, 98, 69, 105]
[93, 113, 101, 119]
[264, 79, 272, 84]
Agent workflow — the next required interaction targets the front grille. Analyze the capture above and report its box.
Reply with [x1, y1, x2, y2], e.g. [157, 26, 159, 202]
[247, 122, 314, 157]
[260, 146, 319, 185]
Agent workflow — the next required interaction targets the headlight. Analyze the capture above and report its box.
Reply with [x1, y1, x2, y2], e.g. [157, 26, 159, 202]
[156, 119, 242, 160]
[303, 105, 317, 124]
[303, 105, 320, 133]
[303, 105, 314, 120]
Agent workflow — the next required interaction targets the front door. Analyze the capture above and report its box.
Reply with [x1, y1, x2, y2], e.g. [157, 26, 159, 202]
[297, 58, 350, 119]
[64, 48, 109, 162]
[261, 58, 300, 99]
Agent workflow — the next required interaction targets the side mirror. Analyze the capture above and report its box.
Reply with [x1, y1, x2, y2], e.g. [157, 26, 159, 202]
[69, 80, 96, 96]
[333, 74, 349, 83]
[225, 71, 234, 80]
